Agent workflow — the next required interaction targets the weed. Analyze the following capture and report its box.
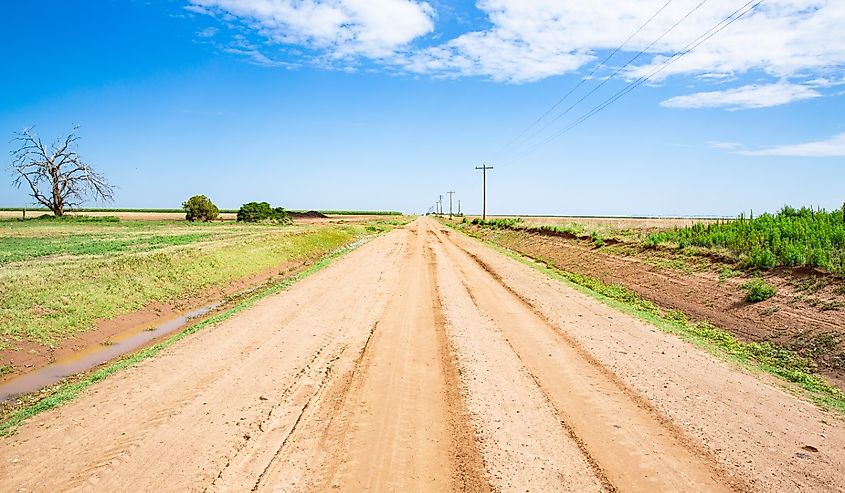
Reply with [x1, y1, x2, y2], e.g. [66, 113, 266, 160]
[793, 277, 828, 294]
[664, 310, 688, 324]
[759, 306, 781, 316]
[788, 331, 842, 360]
[742, 278, 776, 302]
[820, 300, 844, 311]
[719, 267, 742, 282]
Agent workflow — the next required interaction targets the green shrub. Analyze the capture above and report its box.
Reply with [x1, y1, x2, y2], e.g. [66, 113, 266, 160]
[637, 206, 845, 274]
[742, 278, 776, 302]
[182, 195, 219, 222]
[236, 202, 291, 224]
[748, 248, 778, 270]
[781, 243, 806, 267]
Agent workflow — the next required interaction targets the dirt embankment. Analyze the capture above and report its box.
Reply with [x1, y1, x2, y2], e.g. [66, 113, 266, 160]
[468, 225, 845, 388]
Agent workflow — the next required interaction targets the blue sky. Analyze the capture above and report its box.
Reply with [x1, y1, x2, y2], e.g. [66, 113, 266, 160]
[2, 0, 843, 216]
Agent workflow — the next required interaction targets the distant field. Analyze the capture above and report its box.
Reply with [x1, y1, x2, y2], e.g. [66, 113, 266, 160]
[0, 209, 405, 222]
[0, 208, 403, 216]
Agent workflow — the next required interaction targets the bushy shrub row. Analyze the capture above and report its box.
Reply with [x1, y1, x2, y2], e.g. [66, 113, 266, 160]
[645, 206, 845, 274]
[181, 196, 291, 225]
[236, 202, 291, 224]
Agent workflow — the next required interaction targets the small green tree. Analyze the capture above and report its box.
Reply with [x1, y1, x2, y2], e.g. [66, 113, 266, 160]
[237, 201, 291, 223]
[182, 195, 219, 222]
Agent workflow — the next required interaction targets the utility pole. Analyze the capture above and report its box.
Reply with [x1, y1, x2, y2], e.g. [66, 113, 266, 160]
[447, 191, 455, 219]
[438, 195, 443, 215]
[458, 200, 461, 216]
[475, 163, 493, 221]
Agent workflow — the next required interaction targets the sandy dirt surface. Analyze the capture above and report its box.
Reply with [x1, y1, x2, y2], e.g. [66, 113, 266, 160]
[1, 218, 843, 492]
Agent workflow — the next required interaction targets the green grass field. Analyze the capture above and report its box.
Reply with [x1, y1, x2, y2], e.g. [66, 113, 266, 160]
[0, 217, 403, 349]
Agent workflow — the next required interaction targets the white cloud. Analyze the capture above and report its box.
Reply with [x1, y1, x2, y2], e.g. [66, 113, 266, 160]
[738, 133, 845, 157]
[404, 0, 845, 84]
[189, 0, 434, 59]
[197, 26, 218, 38]
[660, 81, 821, 109]
[189, 0, 845, 104]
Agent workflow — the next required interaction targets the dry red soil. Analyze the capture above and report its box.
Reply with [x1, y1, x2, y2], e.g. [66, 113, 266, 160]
[1, 218, 843, 491]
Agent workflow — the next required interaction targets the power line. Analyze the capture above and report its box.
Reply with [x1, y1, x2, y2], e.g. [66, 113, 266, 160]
[492, 0, 678, 160]
[518, 0, 765, 158]
[502, 0, 713, 159]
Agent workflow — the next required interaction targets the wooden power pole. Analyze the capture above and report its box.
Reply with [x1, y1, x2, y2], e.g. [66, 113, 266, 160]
[475, 164, 493, 221]
[447, 191, 455, 218]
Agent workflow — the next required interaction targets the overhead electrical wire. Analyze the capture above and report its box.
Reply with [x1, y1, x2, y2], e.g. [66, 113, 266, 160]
[490, 0, 678, 159]
[498, 0, 714, 160]
[514, 0, 766, 160]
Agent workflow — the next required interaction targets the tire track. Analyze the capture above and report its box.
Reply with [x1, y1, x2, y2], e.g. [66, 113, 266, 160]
[424, 242, 492, 493]
[431, 224, 739, 492]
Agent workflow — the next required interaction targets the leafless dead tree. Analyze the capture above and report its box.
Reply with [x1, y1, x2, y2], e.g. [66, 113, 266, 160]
[9, 126, 114, 216]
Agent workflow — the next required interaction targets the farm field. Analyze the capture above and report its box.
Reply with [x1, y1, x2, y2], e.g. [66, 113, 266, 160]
[0, 209, 403, 223]
[1, 217, 844, 492]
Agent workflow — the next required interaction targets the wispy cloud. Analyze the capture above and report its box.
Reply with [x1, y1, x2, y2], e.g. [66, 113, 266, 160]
[708, 141, 744, 151]
[197, 26, 218, 38]
[660, 82, 821, 110]
[189, 0, 434, 59]
[737, 133, 845, 157]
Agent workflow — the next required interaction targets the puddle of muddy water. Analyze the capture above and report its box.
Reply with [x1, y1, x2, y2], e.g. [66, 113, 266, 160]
[0, 303, 222, 402]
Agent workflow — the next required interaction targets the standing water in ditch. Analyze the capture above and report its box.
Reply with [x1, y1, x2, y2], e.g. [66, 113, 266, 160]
[0, 303, 221, 402]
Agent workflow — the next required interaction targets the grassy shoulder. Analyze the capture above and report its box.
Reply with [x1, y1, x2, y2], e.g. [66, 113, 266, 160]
[0, 236, 377, 436]
[0, 219, 387, 349]
[447, 220, 845, 413]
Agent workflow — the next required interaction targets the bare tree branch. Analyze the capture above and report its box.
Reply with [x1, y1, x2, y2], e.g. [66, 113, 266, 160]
[7, 126, 115, 216]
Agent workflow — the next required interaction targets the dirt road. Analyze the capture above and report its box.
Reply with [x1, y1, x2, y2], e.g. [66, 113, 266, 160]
[2, 218, 843, 492]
